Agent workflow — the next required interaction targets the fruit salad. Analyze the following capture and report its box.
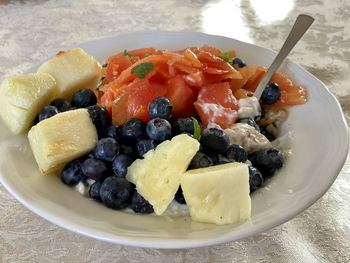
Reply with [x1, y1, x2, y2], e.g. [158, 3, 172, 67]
[0, 45, 307, 225]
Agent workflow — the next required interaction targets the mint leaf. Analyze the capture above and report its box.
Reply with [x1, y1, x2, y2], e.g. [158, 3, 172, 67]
[131, 62, 154, 79]
[124, 49, 134, 58]
[144, 54, 149, 57]
[218, 53, 230, 63]
[191, 117, 201, 141]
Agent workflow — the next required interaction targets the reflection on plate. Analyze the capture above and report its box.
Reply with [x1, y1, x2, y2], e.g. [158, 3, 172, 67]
[0, 31, 348, 249]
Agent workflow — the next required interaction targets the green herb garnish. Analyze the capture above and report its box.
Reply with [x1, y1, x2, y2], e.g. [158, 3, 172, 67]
[192, 117, 201, 141]
[124, 49, 134, 58]
[144, 54, 149, 57]
[131, 62, 154, 79]
[218, 52, 230, 63]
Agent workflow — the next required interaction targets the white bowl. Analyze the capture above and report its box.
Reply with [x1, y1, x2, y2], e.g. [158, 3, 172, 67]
[0, 31, 348, 249]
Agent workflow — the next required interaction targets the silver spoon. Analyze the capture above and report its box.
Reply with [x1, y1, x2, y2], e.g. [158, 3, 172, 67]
[253, 14, 314, 100]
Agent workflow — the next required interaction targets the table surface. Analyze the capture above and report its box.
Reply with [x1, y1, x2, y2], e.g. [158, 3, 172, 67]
[0, 0, 349, 262]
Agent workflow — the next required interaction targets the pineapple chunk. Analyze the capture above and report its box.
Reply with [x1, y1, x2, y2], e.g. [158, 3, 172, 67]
[28, 109, 98, 175]
[0, 73, 57, 134]
[126, 134, 200, 215]
[181, 162, 251, 225]
[37, 48, 101, 99]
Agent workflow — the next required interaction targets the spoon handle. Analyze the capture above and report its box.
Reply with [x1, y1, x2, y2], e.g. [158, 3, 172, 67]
[253, 14, 314, 100]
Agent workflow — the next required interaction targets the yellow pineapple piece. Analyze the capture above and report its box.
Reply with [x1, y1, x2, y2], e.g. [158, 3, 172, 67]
[0, 73, 57, 134]
[126, 134, 200, 215]
[37, 48, 101, 99]
[28, 109, 98, 175]
[181, 162, 251, 225]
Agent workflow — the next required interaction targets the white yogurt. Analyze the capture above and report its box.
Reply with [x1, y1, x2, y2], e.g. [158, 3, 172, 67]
[74, 178, 95, 196]
[162, 200, 190, 216]
[197, 101, 239, 128]
[224, 123, 272, 153]
[238, 97, 261, 119]
[265, 109, 288, 127]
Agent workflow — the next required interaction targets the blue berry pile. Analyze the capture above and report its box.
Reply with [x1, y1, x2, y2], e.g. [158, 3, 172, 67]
[59, 92, 285, 212]
[60, 95, 201, 213]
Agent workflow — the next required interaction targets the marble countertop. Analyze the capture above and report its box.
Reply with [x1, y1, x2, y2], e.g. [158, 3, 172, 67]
[0, 0, 349, 262]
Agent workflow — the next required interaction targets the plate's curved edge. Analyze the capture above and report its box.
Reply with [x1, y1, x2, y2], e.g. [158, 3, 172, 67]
[0, 31, 349, 249]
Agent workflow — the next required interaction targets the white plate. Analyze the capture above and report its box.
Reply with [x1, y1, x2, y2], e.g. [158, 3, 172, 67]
[0, 31, 348, 249]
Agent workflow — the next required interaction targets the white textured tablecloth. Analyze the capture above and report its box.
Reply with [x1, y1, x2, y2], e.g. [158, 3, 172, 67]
[0, 0, 349, 262]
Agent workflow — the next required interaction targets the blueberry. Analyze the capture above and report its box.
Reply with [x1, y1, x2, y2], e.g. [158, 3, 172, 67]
[174, 187, 186, 204]
[38, 105, 59, 122]
[87, 151, 95, 159]
[261, 82, 281, 105]
[130, 191, 154, 214]
[146, 118, 172, 142]
[171, 117, 194, 135]
[50, 98, 71, 112]
[200, 128, 230, 154]
[248, 166, 264, 193]
[89, 181, 102, 202]
[106, 124, 121, 141]
[248, 148, 284, 178]
[215, 155, 234, 165]
[206, 153, 219, 164]
[93, 137, 119, 162]
[255, 105, 265, 122]
[121, 118, 146, 142]
[87, 105, 112, 138]
[112, 154, 133, 178]
[237, 118, 260, 132]
[119, 142, 137, 159]
[71, 89, 97, 108]
[99, 177, 133, 209]
[260, 126, 276, 141]
[61, 159, 85, 186]
[102, 63, 108, 68]
[82, 158, 109, 181]
[232, 57, 247, 68]
[136, 139, 157, 158]
[148, 96, 173, 120]
[225, 144, 248, 163]
[189, 152, 214, 169]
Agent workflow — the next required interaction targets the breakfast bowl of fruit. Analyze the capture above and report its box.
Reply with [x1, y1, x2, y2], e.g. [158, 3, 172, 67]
[0, 31, 347, 249]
